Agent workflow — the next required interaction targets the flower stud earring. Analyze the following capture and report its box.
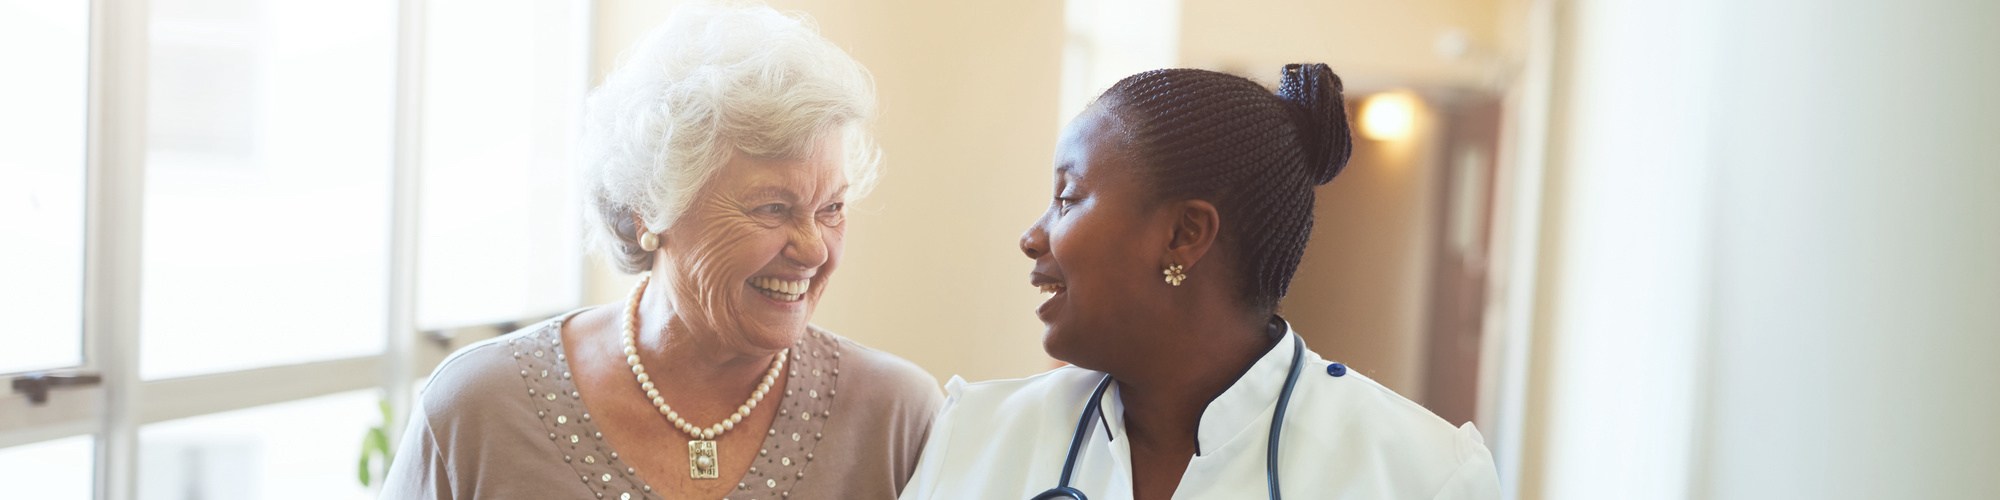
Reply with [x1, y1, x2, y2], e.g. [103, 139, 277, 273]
[1163, 263, 1187, 286]
[639, 231, 660, 252]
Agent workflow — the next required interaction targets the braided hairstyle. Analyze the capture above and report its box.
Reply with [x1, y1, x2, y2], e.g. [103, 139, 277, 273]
[1096, 63, 1353, 314]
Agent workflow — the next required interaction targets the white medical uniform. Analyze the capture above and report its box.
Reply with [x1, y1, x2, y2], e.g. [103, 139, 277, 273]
[899, 328, 1500, 500]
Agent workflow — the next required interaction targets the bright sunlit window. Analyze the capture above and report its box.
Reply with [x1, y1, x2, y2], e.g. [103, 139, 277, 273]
[1058, 0, 1182, 125]
[139, 389, 381, 500]
[3, 0, 589, 495]
[416, 0, 586, 331]
[140, 0, 399, 380]
[0, 0, 90, 375]
[0, 435, 92, 500]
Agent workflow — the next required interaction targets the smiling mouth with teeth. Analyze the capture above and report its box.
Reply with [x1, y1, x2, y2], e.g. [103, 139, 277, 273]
[749, 276, 810, 302]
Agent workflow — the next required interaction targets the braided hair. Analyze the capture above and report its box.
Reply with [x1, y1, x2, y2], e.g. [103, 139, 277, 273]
[1096, 63, 1353, 314]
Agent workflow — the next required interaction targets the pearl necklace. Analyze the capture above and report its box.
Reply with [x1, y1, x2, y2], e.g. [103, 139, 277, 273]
[622, 276, 787, 478]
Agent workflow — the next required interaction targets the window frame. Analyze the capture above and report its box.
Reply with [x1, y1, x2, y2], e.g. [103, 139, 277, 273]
[0, 1, 597, 499]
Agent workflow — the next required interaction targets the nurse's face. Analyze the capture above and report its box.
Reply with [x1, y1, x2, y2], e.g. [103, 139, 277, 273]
[1020, 106, 1179, 370]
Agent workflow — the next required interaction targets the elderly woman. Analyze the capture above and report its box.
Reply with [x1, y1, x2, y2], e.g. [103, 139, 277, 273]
[382, 4, 941, 499]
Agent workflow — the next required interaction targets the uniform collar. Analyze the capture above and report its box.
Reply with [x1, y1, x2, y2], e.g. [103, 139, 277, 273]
[1193, 319, 1298, 456]
[1098, 318, 1301, 457]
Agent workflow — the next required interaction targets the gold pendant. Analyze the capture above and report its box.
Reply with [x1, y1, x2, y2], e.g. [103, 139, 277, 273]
[688, 440, 719, 479]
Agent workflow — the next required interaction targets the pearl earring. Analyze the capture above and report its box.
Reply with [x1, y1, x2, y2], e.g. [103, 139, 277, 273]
[639, 231, 660, 252]
[1163, 264, 1187, 286]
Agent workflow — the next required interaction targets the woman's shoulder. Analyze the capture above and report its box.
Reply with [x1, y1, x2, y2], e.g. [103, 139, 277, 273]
[927, 365, 1105, 437]
[416, 316, 574, 424]
[824, 343, 1105, 427]
[947, 364, 1101, 406]
[812, 325, 943, 408]
[1298, 350, 1465, 434]
[1290, 347, 1495, 483]
[895, 365, 1101, 499]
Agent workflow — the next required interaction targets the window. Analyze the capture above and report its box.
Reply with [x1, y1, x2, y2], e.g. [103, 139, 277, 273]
[138, 390, 381, 500]
[0, 2, 593, 498]
[1058, 0, 1181, 124]
[139, 0, 399, 381]
[416, 0, 587, 331]
[0, 0, 91, 376]
[0, 435, 94, 500]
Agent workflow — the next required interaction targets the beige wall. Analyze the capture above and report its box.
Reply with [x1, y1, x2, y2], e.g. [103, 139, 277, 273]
[1176, 0, 1513, 398]
[586, 0, 1067, 384]
[1178, 0, 1514, 90]
[1278, 100, 1444, 399]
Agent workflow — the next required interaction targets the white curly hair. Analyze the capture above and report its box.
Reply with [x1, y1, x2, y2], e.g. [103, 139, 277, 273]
[583, 1, 881, 274]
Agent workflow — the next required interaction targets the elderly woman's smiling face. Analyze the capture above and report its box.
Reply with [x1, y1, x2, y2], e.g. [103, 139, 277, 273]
[655, 136, 848, 352]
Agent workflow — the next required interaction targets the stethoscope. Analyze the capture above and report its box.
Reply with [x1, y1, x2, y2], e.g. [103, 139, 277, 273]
[1031, 334, 1307, 500]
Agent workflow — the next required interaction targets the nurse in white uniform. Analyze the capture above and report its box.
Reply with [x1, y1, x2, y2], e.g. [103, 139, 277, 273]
[899, 64, 1500, 500]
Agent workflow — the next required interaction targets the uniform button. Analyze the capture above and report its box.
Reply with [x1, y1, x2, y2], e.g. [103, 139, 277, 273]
[1326, 363, 1347, 377]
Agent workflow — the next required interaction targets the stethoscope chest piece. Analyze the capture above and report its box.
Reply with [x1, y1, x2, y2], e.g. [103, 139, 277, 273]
[1029, 486, 1089, 500]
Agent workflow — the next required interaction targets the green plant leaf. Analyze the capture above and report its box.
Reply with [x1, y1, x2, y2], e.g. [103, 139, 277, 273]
[370, 426, 392, 472]
[360, 392, 398, 488]
[359, 440, 374, 487]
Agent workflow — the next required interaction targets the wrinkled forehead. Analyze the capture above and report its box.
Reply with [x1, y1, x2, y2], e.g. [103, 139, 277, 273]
[710, 139, 851, 198]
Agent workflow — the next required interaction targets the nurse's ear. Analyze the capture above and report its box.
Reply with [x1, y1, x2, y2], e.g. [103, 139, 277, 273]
[1161, 199, 1221, 284]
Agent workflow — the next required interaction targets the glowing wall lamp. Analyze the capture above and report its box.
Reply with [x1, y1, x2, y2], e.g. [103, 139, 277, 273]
[1359, 91, 1419, 142]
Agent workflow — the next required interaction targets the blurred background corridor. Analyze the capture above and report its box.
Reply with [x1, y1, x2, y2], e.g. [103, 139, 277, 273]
[2, 0, 1995, 499]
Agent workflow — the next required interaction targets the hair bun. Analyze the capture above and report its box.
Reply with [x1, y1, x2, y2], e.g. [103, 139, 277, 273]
[1277, 63, 1353, 185]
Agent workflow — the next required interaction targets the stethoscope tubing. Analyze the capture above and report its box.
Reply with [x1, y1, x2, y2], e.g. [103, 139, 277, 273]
[1266, 334, 1305, 500]
[1033, 375, 1116, 500]
[1033, 335, 1306, 500]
